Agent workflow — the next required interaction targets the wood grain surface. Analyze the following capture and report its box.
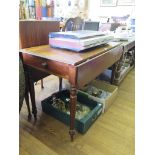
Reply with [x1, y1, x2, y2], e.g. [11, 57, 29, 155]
[20, 42, 122, 65]
[19, 20, 60, 49]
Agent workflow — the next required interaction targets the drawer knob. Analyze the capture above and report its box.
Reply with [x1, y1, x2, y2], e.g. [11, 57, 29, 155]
[41, 62, 48, 68]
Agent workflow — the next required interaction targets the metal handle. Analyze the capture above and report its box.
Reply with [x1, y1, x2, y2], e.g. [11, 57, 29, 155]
[41, 62, 48, 68]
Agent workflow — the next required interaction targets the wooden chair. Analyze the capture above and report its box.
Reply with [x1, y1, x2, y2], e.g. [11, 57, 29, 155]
[19, 20, 59, 89]
[19, 20, 62, 119]
[62, 17, 83, 31]
[73, 17, 84, 30]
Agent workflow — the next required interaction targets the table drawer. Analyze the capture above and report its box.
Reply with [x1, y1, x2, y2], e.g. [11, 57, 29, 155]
[22, 53, 69, 78]
[23, 54, 48, 69]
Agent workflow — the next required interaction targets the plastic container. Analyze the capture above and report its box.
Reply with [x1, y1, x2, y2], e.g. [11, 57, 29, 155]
[41, 90, 103, 134]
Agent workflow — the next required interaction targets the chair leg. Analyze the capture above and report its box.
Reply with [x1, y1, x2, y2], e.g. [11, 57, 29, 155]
[41, 79, 44, 89]
[19, 101, 23, 113]
[25, 73, 32, 120]
[59, 77, 62, 91]
[25, 91, 32, 121]
[28, 78, 37, 120]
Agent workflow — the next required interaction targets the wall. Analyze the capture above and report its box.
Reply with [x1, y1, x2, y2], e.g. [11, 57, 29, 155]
[54, 0, 88, 19]
[88, 0, 135, 21]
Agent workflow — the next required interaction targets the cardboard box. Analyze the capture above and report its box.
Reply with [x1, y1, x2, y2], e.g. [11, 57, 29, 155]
[79, 80, 118, 112]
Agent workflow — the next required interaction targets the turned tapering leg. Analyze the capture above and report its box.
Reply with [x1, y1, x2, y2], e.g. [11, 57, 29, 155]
[69, 86, 77, 141]
[41, 79, 44, 89]
[111, 51, 124, 84]
[59, 77, 62, 91]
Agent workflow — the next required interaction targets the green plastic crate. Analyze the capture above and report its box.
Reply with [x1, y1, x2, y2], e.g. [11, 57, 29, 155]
[41, 90, 103, 134]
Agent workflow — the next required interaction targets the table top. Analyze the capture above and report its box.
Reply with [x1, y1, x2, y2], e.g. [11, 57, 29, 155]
[121, 38, 135, 45]
[114, 37, 135, 45]
[20, 42, 121, 66]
